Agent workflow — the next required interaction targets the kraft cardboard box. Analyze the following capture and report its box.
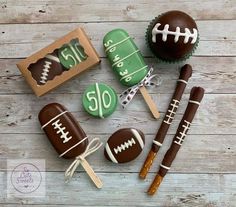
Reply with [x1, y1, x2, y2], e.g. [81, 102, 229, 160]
[17, 28, 100, 96]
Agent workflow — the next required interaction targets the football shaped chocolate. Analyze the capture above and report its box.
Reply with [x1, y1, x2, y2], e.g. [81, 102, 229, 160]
[147, 10, 198, 62]
[104, 128, 145, 163]
[28, 51, 64, 85]
[38, 103, 88, 159]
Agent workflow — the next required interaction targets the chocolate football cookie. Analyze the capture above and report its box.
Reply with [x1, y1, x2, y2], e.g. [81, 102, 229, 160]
[38, 103, 88, 159]
[147, 10, 199, 62]
[28, 51, 64, 85]
[104, 128, 145, 163]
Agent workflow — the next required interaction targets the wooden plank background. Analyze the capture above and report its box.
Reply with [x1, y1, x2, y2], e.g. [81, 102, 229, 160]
[0, 0, 235, 206]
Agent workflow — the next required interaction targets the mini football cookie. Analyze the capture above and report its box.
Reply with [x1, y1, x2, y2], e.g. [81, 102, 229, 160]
[82, 83, 118, 118]
[59, 38, 88, 69]
[104, 128, 145, 163]
[28, 51, 64, 85]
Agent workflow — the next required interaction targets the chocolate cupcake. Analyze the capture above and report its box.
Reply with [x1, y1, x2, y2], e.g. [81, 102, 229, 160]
[146, 10, 199, 62]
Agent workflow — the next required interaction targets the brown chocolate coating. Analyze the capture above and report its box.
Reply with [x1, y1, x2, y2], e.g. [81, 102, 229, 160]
[139, 64, 192, 179]
[159, 87, 204, 177]
[28, 50, 64, 85]
[104, 128, 145, 163]
[152, 64, 192, 152]
[38, 103, 88, 159]
[148, 11, 198, 61]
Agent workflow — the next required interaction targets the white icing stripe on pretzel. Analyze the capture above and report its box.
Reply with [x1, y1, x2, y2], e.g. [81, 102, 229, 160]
[105, 143, 118, 163]
[105, 36, 131, 52]
[160, 164, 170, 170]
[189, 100, 200, 105]
[153, 140, 162, 147]
[59, 136, 88, 157]
[152, 23, 198, 44]
[41, 111, 68, 129]
[177, 79, 188, 84]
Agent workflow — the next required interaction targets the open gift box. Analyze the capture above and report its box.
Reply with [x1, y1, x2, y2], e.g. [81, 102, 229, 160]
[17, 28, 100, 96]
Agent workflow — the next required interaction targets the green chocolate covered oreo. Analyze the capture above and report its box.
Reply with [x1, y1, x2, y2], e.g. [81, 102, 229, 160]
[103, 29, 148, 87]
[59, 38, 88, 69]
[82, 83, 118, 118]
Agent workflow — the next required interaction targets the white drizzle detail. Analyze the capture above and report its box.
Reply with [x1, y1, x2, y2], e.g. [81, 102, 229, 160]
[114, 138, 136, 154]
[104, 36, 131, 52]
[177, 79, 188, 84]
[189, 100, 200, 105]
[152, 23, 198, 44]
[40, 61, 52, 84]
[120, 65, 148, 82]
[105, 143, 118, 163]
[112, 50, 139, 67]
[153, 140, 162, 147]
[174, 120, 191, 146]
[164, 99, 180, 125]
[46, 54, 60, 63]
[160, 164, 170, 170]
[51, 119, 72, 143]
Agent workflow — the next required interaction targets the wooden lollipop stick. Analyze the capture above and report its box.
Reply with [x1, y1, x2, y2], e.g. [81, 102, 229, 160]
[139, 86, 160, 119]
[81, 159, 103, 189]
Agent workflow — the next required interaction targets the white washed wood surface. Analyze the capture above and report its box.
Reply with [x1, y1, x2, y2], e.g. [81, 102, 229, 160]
[0, 0, 236, 206]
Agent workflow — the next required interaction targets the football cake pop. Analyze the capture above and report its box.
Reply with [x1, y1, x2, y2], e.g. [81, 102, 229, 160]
[147, 10, 199, 62]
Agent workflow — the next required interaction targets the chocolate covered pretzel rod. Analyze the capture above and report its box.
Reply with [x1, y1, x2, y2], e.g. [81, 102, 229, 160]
[147, 87, 204, 195]
[139, 64, 192, 179]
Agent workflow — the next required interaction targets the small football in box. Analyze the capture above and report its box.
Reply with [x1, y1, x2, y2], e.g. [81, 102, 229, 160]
[17, 28, 100, 96]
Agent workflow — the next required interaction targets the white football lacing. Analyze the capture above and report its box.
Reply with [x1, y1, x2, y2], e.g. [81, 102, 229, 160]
[40, 61, 52, 84]
[164, 99, 180, 125]
[152, 23, 198, 44]
[52, 119, 72, 143]
[174, 120, 191, 146]
[114, 138, 136, 154]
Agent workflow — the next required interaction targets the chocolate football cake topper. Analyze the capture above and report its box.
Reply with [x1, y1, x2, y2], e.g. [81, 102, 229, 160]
[104, 128, 145, 163]
[38, 103, 103, 188]
[28, 51, 64, 85]
[147, 10, 199, 62]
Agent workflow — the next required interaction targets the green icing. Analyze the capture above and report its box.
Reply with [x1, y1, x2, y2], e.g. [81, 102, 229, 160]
[59, 38, 88, 70]
[82, 83, 118, 118]
[103, 29, 148, 87]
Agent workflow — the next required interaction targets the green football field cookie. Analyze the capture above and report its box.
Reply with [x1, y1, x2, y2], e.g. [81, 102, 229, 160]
[58, 38, 88, 70]
[82, 83, 118, 118]
[103, 29, 148, 87]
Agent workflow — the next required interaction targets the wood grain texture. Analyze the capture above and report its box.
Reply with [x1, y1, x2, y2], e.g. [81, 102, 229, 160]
[0, 21, 235, 58]
[1, 57, 235, 94]
[0, 0, 236, 206]
[0, 0, 235, 23]
[0, 94, 235, 134]
[0, 134, 235, 173]
[0, 172, 235, 206]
